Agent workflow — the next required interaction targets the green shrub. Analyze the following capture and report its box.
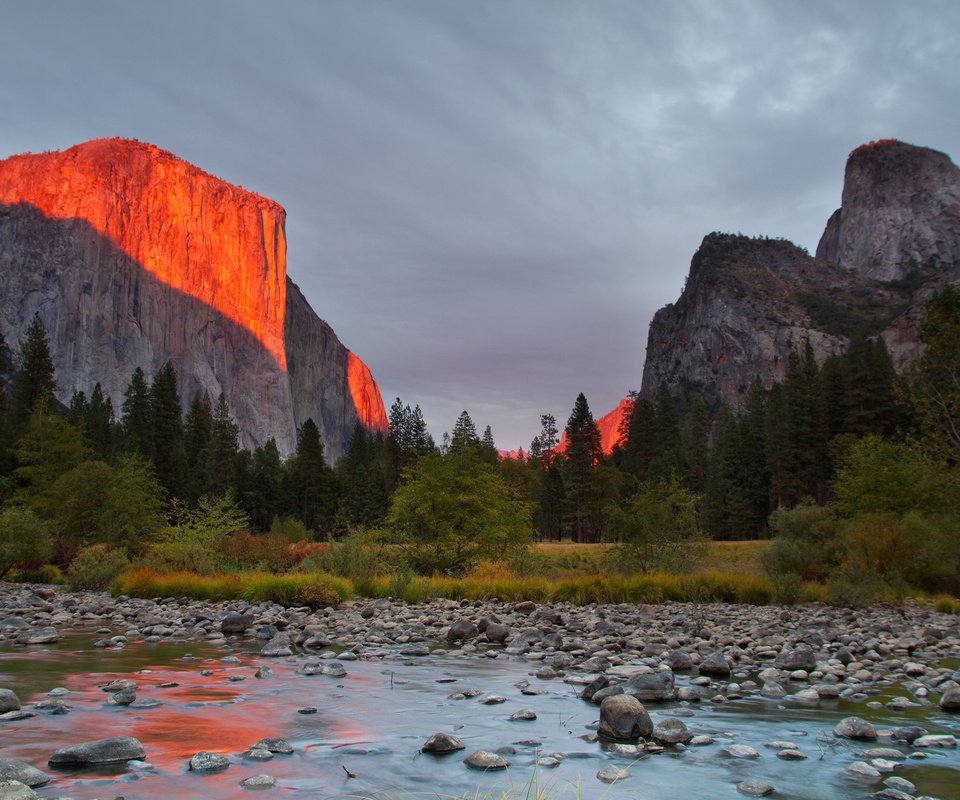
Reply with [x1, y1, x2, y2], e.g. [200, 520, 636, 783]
[934, 595, 960, 614]
[0, 506, 53, 579]
[763, 504, 839, 581]
[67, 544, 130, 590]
[324, 532, 382, 583]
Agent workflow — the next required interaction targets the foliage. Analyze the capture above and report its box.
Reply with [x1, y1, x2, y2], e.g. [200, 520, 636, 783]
[0, 506, 52, 578]
[223, 530, 299, 572]
[561, 393, 604, 542]
[66, 544, 130, 590]
[762, 503, 840, 582]
[9, 313, 56, 436]
[387, 449, 532, 575]
[147, 492, 249, 574]
[610, 476, 704, 574]
[323, 531, 383, 588]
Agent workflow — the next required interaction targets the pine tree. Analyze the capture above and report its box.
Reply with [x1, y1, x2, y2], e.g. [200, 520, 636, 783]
[150, 361, 186, 499]
[121, 367, 153, 458]
[621, 397, 658, 479]
[210, 393, 239, 496]
[562, 393, 602, 542]
[681, 394, 710, 492]
[10, 313, 56, 435]
[85, 383, 114, 460]
[291, 418, 339, 532]
[243, 438, 283, 529]
[450, 410, 479, 454]
[479, 425, 498, 464]
[184, 391, 213, 503]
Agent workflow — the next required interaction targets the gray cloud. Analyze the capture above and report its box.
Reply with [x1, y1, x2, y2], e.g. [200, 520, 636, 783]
[1, 0, 958, 448]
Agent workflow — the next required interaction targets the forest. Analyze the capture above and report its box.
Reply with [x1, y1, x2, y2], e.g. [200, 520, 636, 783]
[0, 286, 958, 606]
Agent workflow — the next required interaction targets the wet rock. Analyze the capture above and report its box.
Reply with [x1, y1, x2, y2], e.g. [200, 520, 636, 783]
[509, 709, 537, 721]
[32, 700, 70, 715]
[777, 749, 807, 760]
[872, 790, 914, 800]
[848, 760, 882, 778]
[579, 675, 610, 702]
[485, 623, 510, 643]
[622, 669, 675, 702]
[108, 688, 137, 706]
[725, 744, 760, 759]
[447, 619, 479, 642]
[259, 634, 293, 657]
[0, 691, 20, 714]
[663, 650, 693, 671]
[737, 780, 775, 796]
[0, 711, 34, 722]
[653, 717, 692, 745]
[913, 734, 956, 747]
[479, 695, 507, 705]
[598, 694, 653, 741]
[15, 628, 59, 645]
[834, 716, 877, 740]
[251, 738, 292, 754]
[699, 652, 731, 676]
[0, 761, 50, 788]
[189, 752, 230, 772]
[321, 662, 347, 678]
[774, 647, 817, 672]
[240, 773, 276, 789]
[939, 687, 960, 710]
[0, 780, 36, 800]
[596, 765, 629, 784]
[242, 749, 273, 761]
[463, 750, 508, 770]
[882, 776, 916, 794]
[49, 736, 146, 766]
[422, 732, 465, 753]
[221, 614, 253, 633]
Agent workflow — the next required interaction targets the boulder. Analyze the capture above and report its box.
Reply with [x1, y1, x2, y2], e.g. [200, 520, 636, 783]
[48, 737, 146, 767]
[774, 647, 817, 672]
[221, 614, 254, 633]
[422, 732, 465, 753]
[189, 752, 230, 772]
[623, 669, 675, 702]
[446, 619, 479, 642]
[0, 761, 49, 788]
[834, 717, 877, 741]
[463, 750, 508, 770]
[698, 652, 731, 676]
[0, 691, 20, 715]
[598, 694, 653, 741]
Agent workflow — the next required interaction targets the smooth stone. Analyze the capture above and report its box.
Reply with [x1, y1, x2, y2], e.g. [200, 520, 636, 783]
[834, 716, 877, 740]
[422, 732, 465, 753]
[883, 776, 916, 793]
[48, 736, 145, 766]
[699, 652, 731, 676]
[939, 687, 960, 710]
[15, 628, 59, 645]
[189, 752, 230, 772]
[480, 695, 507, 705]
[0, 780, 36, 800]
[777, 749, 807, 760]
[463, 750, 508, 770]
[240, 774, 276, 789]
[598, 694, 652, 741]
[848, 760, 882, 778]
[725, 744, 760, 759]
[597, 765, 629, 784]
[653, 717, 692, 745]
[0, 711, 34, 722]
[913, 735, 956, 747]
[858, 749, 907, 760]
[622, 669, 675, 701]
[251, 738, 292, 754]
[0, 691, 20, 714]
[737, 780, 775, 797]
[689, 735, 714, 746]
[509, 709, 537, 721]
[242, 749, 273, 761]
[0, 761, 50, 788]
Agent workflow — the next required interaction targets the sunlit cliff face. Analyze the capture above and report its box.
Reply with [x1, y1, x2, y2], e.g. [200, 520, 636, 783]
[347, 351, 389, 432]
[0, 138, 289, 370]
[555, 396, 633, 455]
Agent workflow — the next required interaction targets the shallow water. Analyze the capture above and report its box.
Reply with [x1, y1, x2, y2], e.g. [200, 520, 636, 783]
[2, 634, 959, 800]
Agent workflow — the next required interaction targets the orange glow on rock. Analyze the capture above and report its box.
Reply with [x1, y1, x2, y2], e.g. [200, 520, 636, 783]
[555, 396, 633, 455]
[347, 350, 389, 431]
[0, 138, 288, 370]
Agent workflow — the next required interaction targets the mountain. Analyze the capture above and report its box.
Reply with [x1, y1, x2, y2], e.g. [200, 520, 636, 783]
[640, 140, 960, 411]
[0, 138, 387, 459]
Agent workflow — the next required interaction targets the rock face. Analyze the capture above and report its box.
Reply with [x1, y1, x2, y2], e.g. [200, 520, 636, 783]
[0, 138, 387, 459]
[641, 140, 960, 410]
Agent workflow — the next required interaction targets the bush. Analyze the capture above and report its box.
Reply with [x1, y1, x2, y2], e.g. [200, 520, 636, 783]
[763, 504, 839, 581]
[324, 532, 381, 584]
[224, 530, 298, 572]
[934, 595, 960, 614]
[0, 506, 53, 578]
[67, 544, 130, 590]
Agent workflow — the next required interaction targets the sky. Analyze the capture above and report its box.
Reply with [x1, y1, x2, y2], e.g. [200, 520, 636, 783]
[1, 1, 958, 450]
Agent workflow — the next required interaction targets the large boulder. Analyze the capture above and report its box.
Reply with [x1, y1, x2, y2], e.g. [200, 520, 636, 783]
[0, 690, 20, 714]
[598, 695, 653, 741]
[422, 732, 465, 753]
[0, 761, 49, 788]
[221, 614, 254, 633]
[623, 669, 675, 702]
[833, 717, 877, 741]
[698, 652, 731, 676]
[48, 737, 146, 767]
[446, 619, 479, 643]
[774, 647, 817, 672]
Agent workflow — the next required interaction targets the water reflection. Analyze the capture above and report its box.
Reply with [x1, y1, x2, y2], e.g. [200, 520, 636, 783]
[2, 633, 958, 800]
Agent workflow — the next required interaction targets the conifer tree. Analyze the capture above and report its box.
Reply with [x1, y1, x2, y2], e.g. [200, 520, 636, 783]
[479, 425, 498, 464]
[85, 383, 114, 460]
[150, 361, 186, 498]
[562, 393, 602, 542]
[210, 393, 240, 497]
[450, 410, 479, 454]
[242, 438, 283, 530]
[530, 413, 564, 540]
[291, 418, 339, 533]
[620, 397, 658, 479]
[10, 313, 56, 435]
[121, 367, 153, 458]
[184, 391, 213, 503]
[681, 394, 710, 492]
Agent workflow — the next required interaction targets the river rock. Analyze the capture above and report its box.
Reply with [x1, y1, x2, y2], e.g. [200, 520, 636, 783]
[596, 765, 629, 783]
[251, 738, 292, 754]
[240, 774, 276, 788]
[622, 669, 675, 701]
[485, 623, 510, 643]
[49, 736, 146, 766]
[15, 628, 59, 645]
[509, 709, 537, 721]
[0, 691, 20, 714]
[737, 780, 775, 796]
[834, 716, 877, 740]
[189, 752, 230, 771]
[447, 619, 479, 642]
[463, 750, 508, 770]
[259, 634, 293, 657]
[699, 652, 731, 676]
[726, 744, 760, 758]
[913, 734, 956, 747]
[774, 647, 817, 672]
[221, 614, 254, 633]
[0, 780, 36, 800]
[848, 760, 882, 778]
[0, 761, 49, 788]
[939, 687, 960, 710]
[598, 694, 652, 741]
[663, 650, 693, 671]
[652, 717, 692, 745]
[422, 732, 465, 753]
[883, 776, 916, 794]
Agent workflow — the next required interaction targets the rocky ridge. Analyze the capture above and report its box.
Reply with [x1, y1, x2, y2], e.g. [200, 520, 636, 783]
[640, 140, 960, 411]
[0, 138, 387, 458]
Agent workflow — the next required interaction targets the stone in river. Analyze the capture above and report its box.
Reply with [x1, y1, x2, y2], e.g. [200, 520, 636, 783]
[774, 647, 817, 672]
[847, 760, 881, 778]
[240, 774, 276, 789]
[0, 780, 36, 800]
[699, 652, 731, 676]
[447, 619, 479, 642]
[834, 716, 877, 740]
[737, 780, 775, 796]
[596, 765, 629, 784]
[49, 736, 146, 766]
[259, 635, 293, 657]
[15, 628, 59, 645]
[0, 690, 20, 714]
[463, 750, 509, 770]
[622, 669, 675, 701]
[189, 752, 231, 772]
[653, 717, 692, 745]
[598, 694, 653, 741]
[939, 687, 960, 710]
[220, 614, 254, 633]
[725, 744, 760, 759]
[422, 732, 466, 753]
[251, 738, 292, 754]
[509, 709, 537, 721]
[0, 761, 50, 788]
[913, 734, 956, 747]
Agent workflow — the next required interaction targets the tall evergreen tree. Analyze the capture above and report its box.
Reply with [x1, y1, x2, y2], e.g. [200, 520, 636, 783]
[681, 394, 710, 492]
[479, 425, 498, 464]
[210, 393, 240, 496]
[149, 361, 186, 498]
[242, 438, 283, 530]
[10, 313, 56, 435]
[184, 391, 213, 503]
[620, 397, 658, 479]
[530, 413, 564, 541]
[85, 383, 114, 460]
[562, 393, 602, 542]
[291, 418, 339, 532]
[336, 422, 389, 528]
[450, 410, 479, 454]
[121, 367, 153, 458]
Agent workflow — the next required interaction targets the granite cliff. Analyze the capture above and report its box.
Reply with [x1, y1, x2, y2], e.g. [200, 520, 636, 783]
[640, 140, 960, 410]
[0, 138, 387, 459]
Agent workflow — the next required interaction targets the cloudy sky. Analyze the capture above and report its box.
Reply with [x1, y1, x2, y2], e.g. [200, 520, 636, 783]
[2, 1, 958, 449]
